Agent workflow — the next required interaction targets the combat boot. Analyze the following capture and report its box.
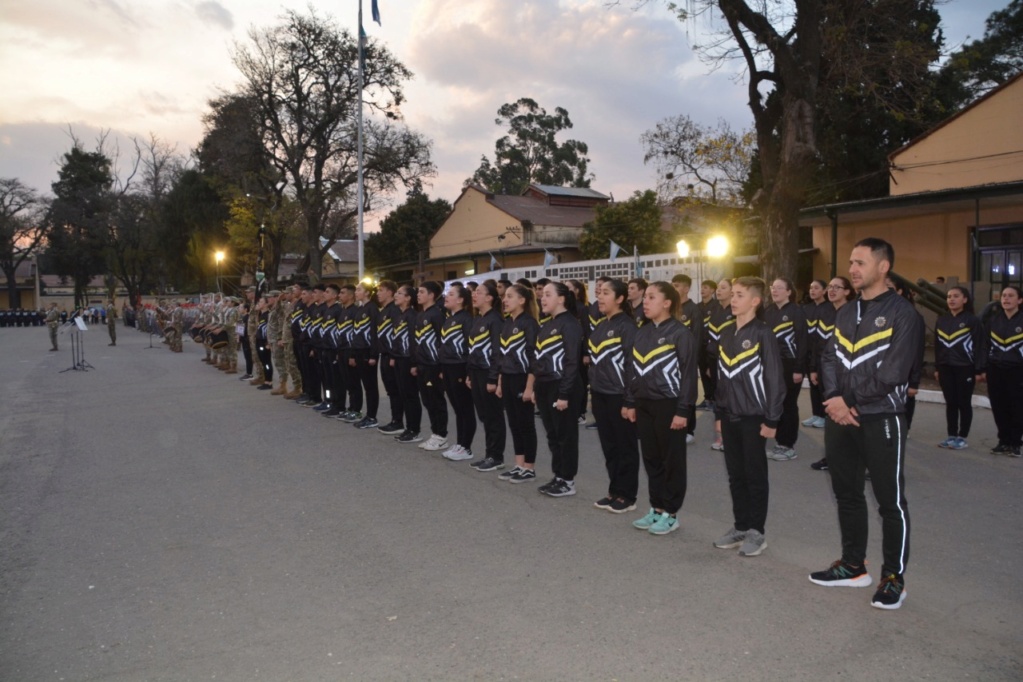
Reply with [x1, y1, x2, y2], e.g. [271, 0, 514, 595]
[271, 381, 287, 395]
[249, 376, 263, 385]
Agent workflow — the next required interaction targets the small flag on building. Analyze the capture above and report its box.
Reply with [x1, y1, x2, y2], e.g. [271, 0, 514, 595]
[609, 239, 623, 262]
[489, 252, 500, 271]
[634, 245, 643, 278]
[543, 249, 556, 269]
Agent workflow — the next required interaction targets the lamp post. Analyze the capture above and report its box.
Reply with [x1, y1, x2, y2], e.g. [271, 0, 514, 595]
[215, 250, 225, 293]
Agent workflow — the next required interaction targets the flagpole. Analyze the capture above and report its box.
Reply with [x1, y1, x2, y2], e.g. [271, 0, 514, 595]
[356, 0, 366, 281]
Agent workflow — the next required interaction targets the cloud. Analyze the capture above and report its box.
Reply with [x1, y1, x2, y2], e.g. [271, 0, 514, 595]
[195, 1, 234, 31]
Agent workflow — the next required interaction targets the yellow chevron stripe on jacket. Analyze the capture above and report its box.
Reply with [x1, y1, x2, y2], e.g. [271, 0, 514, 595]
[588, 337, 621, 354]
[500, 331, 524, 347]
[719, 343, 761, 367]
[633, 344, 674, 364]
[835, 327, 893, 354]
[441, 324, 463, 339]
[772, 321, 793, 333]
[536, 334, 563, 349]
[937, 326, 971, 341]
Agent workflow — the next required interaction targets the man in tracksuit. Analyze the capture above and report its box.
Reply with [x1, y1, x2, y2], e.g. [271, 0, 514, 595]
[811, 237, 923, 611]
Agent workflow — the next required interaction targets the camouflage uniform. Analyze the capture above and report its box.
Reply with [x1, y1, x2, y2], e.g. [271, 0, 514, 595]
[45, 306, 59, 350]
[282, 296, 302, 397]
[105, 302, 116, 346]
[268, 294, 288, 394]
[224, 301, 240, 373]
[247, 296, 264, 384]
[170, 305, 184, 352]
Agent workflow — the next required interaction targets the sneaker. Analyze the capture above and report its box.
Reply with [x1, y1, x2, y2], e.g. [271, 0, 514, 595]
[809, 560, 873, 587]
[508, 468, 536, 483]
[801, 416, 818, 427]
[713, 527, 747, 549]
[696, 400, 714, 411]
[632, 508, 660, 530]
[608, 498, 637, 514]
[474, 457, 505, 471]
[322, 408, 341, 417]
[355, 417, 379, 430]
[738, 529, 767, 556]
[443, 445, 474, 462]
[537, 477, 559, 494]
[420, 434, 448, 451]
[949, 437, 968, 450]
[584, 421, 598, 430]
[991, 443, 1011, 454]
[377, 421, 405, 435]
[811, 416, 826, 428]
[594, 497, 614, 510]
[395, 430, 423, 444]
[685, 433, 695, 445]
[543, 478, 576, 497]
[937, 436, 956, 448]
[1011, 446, 1022, 458]
[871, 573, 907, 610]
[710, 437, 724, 451]
[297, 397, 317, 406]
[239, 374, 253, 380]
[648, 512, 679, 535]
[312, 402, 330, 411]
[810, 457, 829, 471]
[578, 416, 587, 425]
[498, 466, 523, 480]
[768, 447, 797, 461]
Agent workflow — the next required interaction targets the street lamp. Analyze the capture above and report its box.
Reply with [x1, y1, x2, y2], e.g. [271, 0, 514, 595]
[215, 250, 225, 292]
[707, 235, 730, 259]
[676, 239, 690, 259]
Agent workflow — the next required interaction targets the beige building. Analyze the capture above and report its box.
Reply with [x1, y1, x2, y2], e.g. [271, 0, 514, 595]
[407, 184, 609, 282]
[801, 72, 1023, 296]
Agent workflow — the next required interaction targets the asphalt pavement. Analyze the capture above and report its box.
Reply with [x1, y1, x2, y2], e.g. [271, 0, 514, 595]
[1, 324, 1020, 681]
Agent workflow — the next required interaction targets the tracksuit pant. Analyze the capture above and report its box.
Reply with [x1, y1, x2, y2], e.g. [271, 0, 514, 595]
[303, 345, 321, 401]
[825, 415, 911, 577]
[340, 349, 359, 412]
[417, 364, 447, 438]
[320, 350, 339, 408]
[809, 380, 825, 419]
[721, 415, 770, 534]
[938, 364, 975, 438]
[776, 359, 801, 448]
[592, 391, 639, 502]
[257, 336, 273, 382]
[442, 363, 476, 449]
[635, 398, 687, 514]
[380, 353, 403, 425]
[351, 349, 379, 419]
[535, 379, 582, 481]
[395, 356, 422, 433]
[470, 368, 505, 462]
[501, 373, 537, 464]
[987, 364, 1023, 447]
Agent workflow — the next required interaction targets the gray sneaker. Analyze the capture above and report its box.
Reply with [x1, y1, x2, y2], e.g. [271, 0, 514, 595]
[768, 447, 797, 461]
[738, 529, 767, 556]
[713, 527, 747, 549]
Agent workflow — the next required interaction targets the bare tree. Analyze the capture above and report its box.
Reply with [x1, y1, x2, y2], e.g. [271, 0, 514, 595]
[0, 178, 46, 309]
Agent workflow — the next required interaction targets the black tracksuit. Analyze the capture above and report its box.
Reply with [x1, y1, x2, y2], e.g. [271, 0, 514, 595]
[805, 301, 832, 418]
[467, 308, 506, 462]
[440, 309, 475, 449]
[679, 298, 702, 434]
[934, 311, 981, 439]
[589, 311, 639, 502]
[980, 308, 1023, 448]
[714, 318, 785, 535]
[377, 301, 403, 426]
[532, 310, 584, 481]
[821, 289, 923, 578]
[624, 316, 699, 515]
[350, 302, 381, 419]
[764, 301, 809, 449]
[414, 304, 447, 438]
[705, 302, 735, 404]
[499, 313, 539, 463]
[391, 306, 421, 433]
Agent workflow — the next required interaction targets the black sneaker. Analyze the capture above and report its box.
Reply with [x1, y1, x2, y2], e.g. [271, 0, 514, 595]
[811, 458, 829, 471]
[593, 497, 614, 510]
[468, 458, 486, 469]
[322, 408, 341, 417]
[608, 498, 637, 514]
[991, 443, 1011, 454]
[544, 478, 576, 497]
[498, 466, 523, 480]
[474, 457, 505, 472]
[584, 421, 598, 430]
[257, 384, 272, 390]
[537, 477, 559, 494]
[809, 560, 873, 587]
[377, 421, 404, 435]
[871, 573, 907, 610]
[312, 402, 330, 411]
[395, 430, 423, 444]
[1011, 446, 1022, 458]
[508, 468, 536, 483]
[355, 417, 379, 429]
[239, 374, 252, 380]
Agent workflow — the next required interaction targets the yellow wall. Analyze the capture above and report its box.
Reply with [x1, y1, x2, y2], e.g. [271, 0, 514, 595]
[890, 78, 1023, 195]
[811, 204, 1023, 284]
[430, 188, 525, 259]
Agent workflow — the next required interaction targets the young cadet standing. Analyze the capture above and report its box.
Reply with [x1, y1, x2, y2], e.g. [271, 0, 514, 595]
[496, 284, 540, 480]
[673, 273, 702, 444]
[391, 285, 423, 444]
[349, 282, 382, 430]
[465, 282, 506, 471]
[624, 282, 699, 536]
[802, 280, 829, 428]
[439, 286, 476, 461]
[706, 279, 736, 449]
[764, 278, 809, 461]
[812, 237, 923, 610]
[413, 281, 448, 451]
[375, 281, 405, 435]
[979, 285, 1023, 457]
[933, 286, 981, 450]
[712, 277, 784, 557]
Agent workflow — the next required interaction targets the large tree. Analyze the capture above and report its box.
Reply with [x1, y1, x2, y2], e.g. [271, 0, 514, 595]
[0, 178, 46, 309]
[232, 8, 434, 281]
[937, 0, 1023, 110]
[579, 190, 666, 260]
[469, 97, 593, 195]
[158, 170, 230, 293]
[365, 189, 451, 270]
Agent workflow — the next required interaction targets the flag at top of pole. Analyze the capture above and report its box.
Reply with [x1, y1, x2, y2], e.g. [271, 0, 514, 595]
[371, 0, 382, 25]
[609, 239, 623, 262]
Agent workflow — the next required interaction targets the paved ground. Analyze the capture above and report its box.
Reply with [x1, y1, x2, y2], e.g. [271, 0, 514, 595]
[1, 325, 1021, 681]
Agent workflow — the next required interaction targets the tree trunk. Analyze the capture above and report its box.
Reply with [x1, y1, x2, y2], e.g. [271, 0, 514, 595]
[3, 265, 21, 308]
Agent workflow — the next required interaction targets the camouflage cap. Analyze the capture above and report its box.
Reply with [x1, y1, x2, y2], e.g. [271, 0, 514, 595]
[267, 289, 282, 297]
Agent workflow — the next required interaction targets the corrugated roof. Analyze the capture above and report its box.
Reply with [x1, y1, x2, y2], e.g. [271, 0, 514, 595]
[488, 195, 597, 228]
[530, 184, 610, 200]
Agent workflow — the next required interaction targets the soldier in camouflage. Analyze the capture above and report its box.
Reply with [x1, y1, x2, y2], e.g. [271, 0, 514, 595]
[224, 297, 240, 374]
[106, 300, 117, 346]
[45, 303, 59, 351]
[247, 287, 265, 386]
[267, 290, 289, 394]
[170, 303, 184, 353]
[282, 288, 303, 398]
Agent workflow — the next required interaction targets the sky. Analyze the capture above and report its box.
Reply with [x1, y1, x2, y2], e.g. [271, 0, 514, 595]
[0, 0, 1008, 229]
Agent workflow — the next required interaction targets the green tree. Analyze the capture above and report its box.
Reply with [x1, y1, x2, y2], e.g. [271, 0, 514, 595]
[45, 145, 114, 307]
[158, 169, 230, 293]
[937, 0, 1023, 110]
[232, 8, 434, 281]
[0, 178, 46, 309]
[469, 97, 592, 195]
[365, 190, 451, 270]
[579, 190, 665, 260]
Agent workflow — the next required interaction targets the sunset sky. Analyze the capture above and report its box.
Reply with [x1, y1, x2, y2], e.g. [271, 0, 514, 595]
[0, 0, 1005, 226]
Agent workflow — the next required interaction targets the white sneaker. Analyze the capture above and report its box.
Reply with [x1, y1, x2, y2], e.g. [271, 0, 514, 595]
[443, 444, 473, 461]
[421, 434, 448, 451]
[685, 434, 695, 445]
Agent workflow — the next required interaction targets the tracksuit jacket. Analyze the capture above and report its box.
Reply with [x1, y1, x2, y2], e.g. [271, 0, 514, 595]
[439, 309, 472, 364]
[820, 289, 924, 417]
[389, 307, 416, 358]
[623, 316, 698, 417]
[376, 301, 399, 356]
[980, 309, 1023, 370]
[467, 308, 504, 384]
[713, 318, 785, 427]
[763, 301, 809, 374]
[588, 311, 638, 395]
[679, 299, 702, 345]
[809, 301, 835, 372]
[705, 302, 736, 358]
[350, 302, 381, 356]
[497, 313, 539, 376]
[413, 304, 445, 366]
[531, 310, 583, 401]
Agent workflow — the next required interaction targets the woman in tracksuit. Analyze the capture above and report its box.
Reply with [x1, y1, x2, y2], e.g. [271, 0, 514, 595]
[764, 278, 808, 461]
[979, 285, 1023, 457]
[933, 286, 981, 450]
[390, 285, 423, 444]
[530, 282, 584, 498]
[465, 282, 506, 472]
[413, 281, 448, 452]
[439, 286, 476, 461]
[809, 277, 853, 472]
[802, 279, 829, 428]
[375, 281, 405, 435]
[589, 279, 639, 514]
[496, 284, 540, 482]
[624, 282, 699, 536]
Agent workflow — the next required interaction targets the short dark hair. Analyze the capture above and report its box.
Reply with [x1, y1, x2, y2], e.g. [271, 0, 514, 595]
[672, 274, 692, 286]
[854, 237, 895, 270]
[324, 283, 339, 293]
[535, 277, 551, 287]
[628, 277, 648, 291]
[701, 279, 717, 289]
[378, 279, 397, 294]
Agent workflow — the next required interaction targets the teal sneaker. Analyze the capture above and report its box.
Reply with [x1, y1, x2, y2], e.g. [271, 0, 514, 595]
[949, 437, 968, 450]
[937, 437, 955, 448]
[632, 508, 660, 530]
[648, 512, 679, 536]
